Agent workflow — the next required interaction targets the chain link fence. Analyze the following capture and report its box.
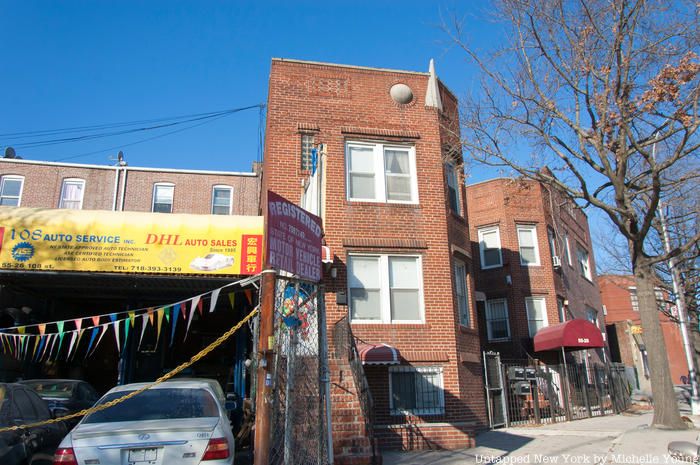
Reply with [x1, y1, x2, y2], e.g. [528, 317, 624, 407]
[267, 277, 330, 465]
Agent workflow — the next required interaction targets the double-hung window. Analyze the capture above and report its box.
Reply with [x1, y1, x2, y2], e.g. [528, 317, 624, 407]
[0, 175, 24, 206]
[211, 185, 233, 215]
[152, 183, 174, 213]
[348, 254, 423, 323]
[577, 245, 592, 280]
[454, 260, 469, 326]
[346, 142, 418, 203]
[485, 299, 510, 341]
[586, 306, 599, 328]
[525, 297, 549, 337]
[389, 366, 444, 415]
[517, 224, 540, 266]
[563, 232, 572, 266]
[59, 178, 85, 209]
[478, 226, 502, 269]
[557, 297, 567, 322]
[629, 288, 639, 311]
[445, 162, 462, 215]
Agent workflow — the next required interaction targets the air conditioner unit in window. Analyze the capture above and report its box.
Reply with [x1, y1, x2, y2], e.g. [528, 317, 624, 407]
[552, 255, 562, 268]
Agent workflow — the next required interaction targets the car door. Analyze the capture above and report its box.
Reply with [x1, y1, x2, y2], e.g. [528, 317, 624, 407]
[0, 392, 25, 465]
[26, 388, 64, 454]
[11, 388, 41, 459]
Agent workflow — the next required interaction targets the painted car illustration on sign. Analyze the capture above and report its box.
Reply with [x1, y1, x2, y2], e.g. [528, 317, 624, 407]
[189, 253, 234, 272]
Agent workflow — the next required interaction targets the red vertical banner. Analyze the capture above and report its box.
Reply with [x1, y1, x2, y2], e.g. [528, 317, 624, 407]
[241, 234, 263, 274]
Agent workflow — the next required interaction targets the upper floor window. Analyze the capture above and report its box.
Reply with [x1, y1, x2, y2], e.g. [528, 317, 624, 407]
[517, 224, 540, 266]
[525, 297, 549, 337]
[346, 142, 418, 204]
[563, 232, 572, 266]
[485, 298, 510, 341]
[548, 227, 557, 257]
[478, 226, 503, 269]
[445, 163, 462, 216]
[152, 183, 174, 213]
[59, 178, 85, 210]
[576, 244, 592, 280]
[629, 288, 639, 311]
[301, 133, 315, 171]
[586, 306, 599, 328]
[454, 260, 469, 327]
[0, 175, 24, 206]
[557, 297, 566, 322]
[389, 366, 445, 416]
[211, 185, 233, 215]
[348, 254, 423, 323]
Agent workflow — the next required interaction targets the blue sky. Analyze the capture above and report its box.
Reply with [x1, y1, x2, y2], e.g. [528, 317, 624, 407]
[1, 1, 495, 174]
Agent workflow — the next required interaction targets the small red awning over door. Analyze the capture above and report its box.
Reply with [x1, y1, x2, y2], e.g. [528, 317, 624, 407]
[356, 343, 401, 365]
[533, 319, 605, 352]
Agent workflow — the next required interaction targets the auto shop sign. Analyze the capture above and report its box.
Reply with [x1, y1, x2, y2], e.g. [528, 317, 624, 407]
[266, 190, 322, 282]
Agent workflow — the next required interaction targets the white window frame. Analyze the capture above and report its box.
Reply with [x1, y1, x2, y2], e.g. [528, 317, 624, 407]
[478, 226, 503, 270]
[557, 297, 567, 322]
[577, 244, 592, 280]
[517, 224, 541, 266]
[348, 254, 425, 324]
[211, 185, 233, 215]
[345, 141, 419, 204]
[629, 287, 639, 312]
[454, 259, 470, 327]
[152, 183, 175, 213]
[586, 306, 599, 328]
[388, 365, 445, 416]
[525, 297, 549, 337]
[563, 232, 572, 266]
[485, 298, 511, 341]
[445, 162, 462, 216]
[58, 178, 85, 210]
[0, 175, 24, 206]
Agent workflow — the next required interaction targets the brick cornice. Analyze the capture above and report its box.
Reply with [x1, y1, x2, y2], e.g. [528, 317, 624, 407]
[343, 237, 428, 249]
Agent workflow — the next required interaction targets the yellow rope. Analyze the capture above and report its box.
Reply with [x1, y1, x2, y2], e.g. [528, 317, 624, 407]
[0, 306, 259, 433]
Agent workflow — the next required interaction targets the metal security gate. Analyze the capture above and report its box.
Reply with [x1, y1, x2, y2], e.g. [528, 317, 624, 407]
[483, 351, 508, 427]
[267, 277, 330, 465]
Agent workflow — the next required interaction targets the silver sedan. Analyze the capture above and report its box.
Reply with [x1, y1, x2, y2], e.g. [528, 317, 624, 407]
[53, 379, 235, 465]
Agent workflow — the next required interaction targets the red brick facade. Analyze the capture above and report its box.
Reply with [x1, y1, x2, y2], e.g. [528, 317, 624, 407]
[599, 274, 688, 388]
[0, 158, 260, 214]
[466, 178, 605, 362]
[262, 59, 486, 461]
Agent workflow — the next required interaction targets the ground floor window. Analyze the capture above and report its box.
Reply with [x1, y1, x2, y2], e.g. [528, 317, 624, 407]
[389, 365, 444, 415]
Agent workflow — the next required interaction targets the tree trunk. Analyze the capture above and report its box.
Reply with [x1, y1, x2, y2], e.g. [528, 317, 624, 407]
[634, 258, 687, 429]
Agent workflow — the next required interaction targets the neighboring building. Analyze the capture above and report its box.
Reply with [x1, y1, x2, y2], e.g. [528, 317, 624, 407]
[599, 274, 688, 391]
[466, 178, 605, 362]
[263, 58, 486, 461]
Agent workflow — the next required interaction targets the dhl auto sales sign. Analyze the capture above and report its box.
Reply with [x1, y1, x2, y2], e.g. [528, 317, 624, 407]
[0, 207, 263, 275]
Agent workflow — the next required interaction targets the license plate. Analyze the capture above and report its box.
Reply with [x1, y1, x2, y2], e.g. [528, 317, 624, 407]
[128, 448, 158, 463]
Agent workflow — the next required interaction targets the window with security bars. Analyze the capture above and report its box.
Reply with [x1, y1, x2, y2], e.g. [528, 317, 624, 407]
[454, 260, 470, 326]
[389, 366, 444, 415]
[211, 186, 232, 215]
[301, 134, 314, 171]
[0, 175, 23, 206]
[152, 183, 174, 213]
[486, 299, 510, 341]
[59, 178, 85, 209]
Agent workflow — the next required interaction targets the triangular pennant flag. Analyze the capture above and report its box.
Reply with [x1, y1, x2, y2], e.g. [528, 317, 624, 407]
[148, 308, 155, 326]
[74, 318, 83, 332]
[92, 316, 100, 327]
[109, 314, 117, 324]
[44, 334, 57, 361]
[31, 336, 40, 360]
[66, 331, 78, 360]
[244, 289, 253, 305]
[156, 310, 164, 346]
[0, 334, 7, 354]
[113, 320, 121, 352]
[228, 292, 236, 310]
[209, 288, 221, 313]
[180, 302, 187, 320]
[38, 324, 46, 336]
[170, 307, 179, 347]
[123, 322, 130, 352]
[128, 312, 136, 328]
[56, 332, 66, 359]
[56, 321, 65, 335]
[197, 298, 204, 317]
[17, 326, 25, 335]
[91, 324, 109, 355]
[71, 329, 86, 361]
[138, 314, 149, 350]
[164, 306, 171, 324]
[191, 296, 201, 318]
[34, 336, 46, 362]
[185, 305, 196, 341]
[85, 327, 99, 357]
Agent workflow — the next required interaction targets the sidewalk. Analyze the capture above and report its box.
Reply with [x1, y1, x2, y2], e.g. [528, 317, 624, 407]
[382, 411, 699, 465]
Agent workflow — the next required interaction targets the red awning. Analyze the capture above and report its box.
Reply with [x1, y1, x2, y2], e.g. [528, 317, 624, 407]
[533, 319, 605, 352]
[356, 343, 401, 365]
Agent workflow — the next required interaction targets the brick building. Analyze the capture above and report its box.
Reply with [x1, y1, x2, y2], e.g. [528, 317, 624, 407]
[262, 58, 487, 461]
[466, 178, 605, 362]
[599, 274, 688, 391]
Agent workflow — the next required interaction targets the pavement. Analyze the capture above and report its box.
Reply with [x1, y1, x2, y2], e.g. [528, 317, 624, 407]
[383, 404, 700, 465]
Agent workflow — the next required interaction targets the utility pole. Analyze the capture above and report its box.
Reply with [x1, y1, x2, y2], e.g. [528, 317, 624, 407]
[254, 269, 277, 465]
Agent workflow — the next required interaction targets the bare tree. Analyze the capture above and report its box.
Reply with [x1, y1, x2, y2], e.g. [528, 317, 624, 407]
[450, 0, 700, 428]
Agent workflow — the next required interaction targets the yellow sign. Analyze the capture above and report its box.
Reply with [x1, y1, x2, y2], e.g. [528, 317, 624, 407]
[0, 207, 263, 275]
[630, 325, 643, 335]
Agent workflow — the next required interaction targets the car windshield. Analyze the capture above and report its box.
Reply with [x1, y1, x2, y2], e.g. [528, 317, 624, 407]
[204, 254, 216, 259]
[23, 381, 75, 399]
[82, 388, 219, 424]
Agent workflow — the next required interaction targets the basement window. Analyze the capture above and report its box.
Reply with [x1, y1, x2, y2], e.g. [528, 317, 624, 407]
[389, 366, 445, 415]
